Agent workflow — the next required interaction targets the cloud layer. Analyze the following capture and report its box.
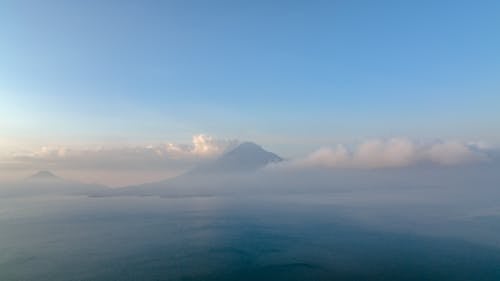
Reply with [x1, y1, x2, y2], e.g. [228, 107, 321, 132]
[0, 135, 237, 184]
[0, 135, 494, 186]
[287, 138, 489, 169]
[18, 135, 234, 168]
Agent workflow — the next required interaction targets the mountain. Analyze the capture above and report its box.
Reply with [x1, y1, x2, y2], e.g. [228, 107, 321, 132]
[188, 142, 283, 175]
[100, 142, 283, 197]
[0, 171, 108, 197]
[27, 170, 62, 181]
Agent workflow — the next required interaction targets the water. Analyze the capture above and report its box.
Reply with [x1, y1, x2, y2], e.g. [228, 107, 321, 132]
[1, 195, 500, 281]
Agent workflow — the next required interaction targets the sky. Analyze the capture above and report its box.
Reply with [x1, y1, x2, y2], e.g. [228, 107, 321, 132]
[1, 0, 499, 185]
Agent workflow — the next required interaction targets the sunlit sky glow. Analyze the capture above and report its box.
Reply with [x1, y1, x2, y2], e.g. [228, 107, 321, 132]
[1, 0, 499, 185]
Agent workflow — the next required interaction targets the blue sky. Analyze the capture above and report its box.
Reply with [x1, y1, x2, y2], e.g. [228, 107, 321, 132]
[1, 0, 499, 153]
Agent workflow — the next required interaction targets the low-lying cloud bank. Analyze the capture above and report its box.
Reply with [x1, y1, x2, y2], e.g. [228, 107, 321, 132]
[0, 134, 239, 185]
[1, 134, 237, 171]
[279, 138, 490, 169]
[0, 135, 496, 185]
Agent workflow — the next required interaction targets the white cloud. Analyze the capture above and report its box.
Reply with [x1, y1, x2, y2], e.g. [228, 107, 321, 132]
[300, 145, 350, 167]
[188, 134, 231, 157]
[353, 138, 416, 168]
[0, 135, 494, 185]
[0, 134, 238, 185]
[287, 138, 489, 169]
[2, 134, 237, 172]
[426, 141, 487, 165]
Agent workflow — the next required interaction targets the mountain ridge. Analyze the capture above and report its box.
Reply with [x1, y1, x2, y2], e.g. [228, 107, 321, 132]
[0, 170, 108, 198]
[27, 170, 62, 181]
[187, 141, 282, 175]
[98, 141, 284, 197]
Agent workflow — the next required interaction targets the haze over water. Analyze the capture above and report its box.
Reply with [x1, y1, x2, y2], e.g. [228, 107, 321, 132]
[1, 194, 500, 281]
[2, 1, 500, 280]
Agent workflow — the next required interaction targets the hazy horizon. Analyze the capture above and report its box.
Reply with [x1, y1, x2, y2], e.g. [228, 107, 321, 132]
[1, 1, 500, 280]
[2, 0, 500, 186]
[1, 136, 499, 186]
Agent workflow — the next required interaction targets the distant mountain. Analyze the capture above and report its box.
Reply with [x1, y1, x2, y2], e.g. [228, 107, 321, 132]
[99, 142, 283, 197]
[27, 170, 62, 181]
[0, 171, 108, 197]
[188, 142, 283, 175]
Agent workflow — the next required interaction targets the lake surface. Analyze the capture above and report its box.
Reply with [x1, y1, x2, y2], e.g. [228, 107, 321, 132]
[1, 195, 500, 281]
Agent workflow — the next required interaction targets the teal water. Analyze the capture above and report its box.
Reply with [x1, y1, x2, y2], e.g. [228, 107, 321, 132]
[1, 196, 500, 281]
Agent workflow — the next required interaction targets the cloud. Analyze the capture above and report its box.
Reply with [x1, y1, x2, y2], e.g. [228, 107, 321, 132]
[425, 141, 487, 165]
[0, 134, 238, 185]
[189, 134, 231, 157]
[152, 134, 235, 159]
[300, 145, 351, 167]
[1, 134, 237, 172]
[285, 138, 489, 169]
[0, 135, 494, 186]
[353, 138, 417, 168]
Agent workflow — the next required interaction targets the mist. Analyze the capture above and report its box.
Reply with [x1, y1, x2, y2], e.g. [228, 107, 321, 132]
[2, 141, 500, 280]
[2, 0, 499, 278]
